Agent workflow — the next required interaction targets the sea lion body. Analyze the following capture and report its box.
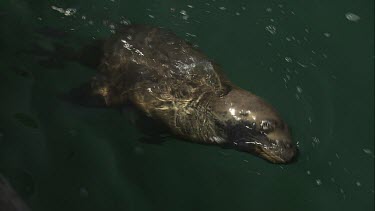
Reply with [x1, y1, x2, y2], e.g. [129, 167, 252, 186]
[95, 25, 230, 143]
[72, 25, 297, 163]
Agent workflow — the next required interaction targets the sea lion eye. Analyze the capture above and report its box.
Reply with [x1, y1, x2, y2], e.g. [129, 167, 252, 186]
[239, 110, 249, 117]
[260, 120, 275, 132]
[244, 121, 256, 130]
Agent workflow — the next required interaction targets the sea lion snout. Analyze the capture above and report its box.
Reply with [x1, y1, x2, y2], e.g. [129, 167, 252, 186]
[263, 128, 298, 163]
[211, 89, 298, 163]
[227, 123, 298, 164]
[258, 135, 298, 164]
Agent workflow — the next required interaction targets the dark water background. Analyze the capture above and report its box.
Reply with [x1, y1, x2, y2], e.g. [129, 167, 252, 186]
[0, 0, 373, 210]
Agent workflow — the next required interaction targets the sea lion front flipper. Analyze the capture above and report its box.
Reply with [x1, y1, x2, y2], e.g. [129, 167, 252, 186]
[62, 74, 118, 107]
[136, 124, 170, 145]
[121, 106, 170, 144]
[63, 71, 130, 107]
[62, 81, 108, 107]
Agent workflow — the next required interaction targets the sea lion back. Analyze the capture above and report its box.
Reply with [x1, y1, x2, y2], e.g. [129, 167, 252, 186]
[96, 25, 229, 107]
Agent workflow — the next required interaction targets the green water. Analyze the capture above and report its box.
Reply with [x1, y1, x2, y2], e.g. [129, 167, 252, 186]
[0, 0, 373, 210]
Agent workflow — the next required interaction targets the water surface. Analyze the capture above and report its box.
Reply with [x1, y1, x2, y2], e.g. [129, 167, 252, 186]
[0, 0, 373, 210]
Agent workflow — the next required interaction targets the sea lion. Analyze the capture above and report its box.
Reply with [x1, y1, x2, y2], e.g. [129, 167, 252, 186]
[67, 25, 297, 164]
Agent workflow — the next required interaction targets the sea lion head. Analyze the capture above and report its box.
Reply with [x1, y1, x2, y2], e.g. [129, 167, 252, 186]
[211, 88, 298, 164]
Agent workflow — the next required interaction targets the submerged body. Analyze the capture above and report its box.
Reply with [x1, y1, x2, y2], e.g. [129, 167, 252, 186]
[0, 175, 30, 211]
[73, 25, 297, 163]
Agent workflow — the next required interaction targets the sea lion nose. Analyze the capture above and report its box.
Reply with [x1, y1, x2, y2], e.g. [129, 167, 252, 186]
[281, 144, 298, 163]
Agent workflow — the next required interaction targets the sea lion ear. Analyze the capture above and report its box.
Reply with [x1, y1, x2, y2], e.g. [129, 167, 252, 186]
[61, 75, 127, 108]
[215, 83, 232, 97]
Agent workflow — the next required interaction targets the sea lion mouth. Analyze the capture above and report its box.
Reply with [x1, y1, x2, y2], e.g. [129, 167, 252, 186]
[258, 141, 298, 164]
[234, 137, 298, 164]
[258, 151, 286, 163]
[259, 146, 298, 164]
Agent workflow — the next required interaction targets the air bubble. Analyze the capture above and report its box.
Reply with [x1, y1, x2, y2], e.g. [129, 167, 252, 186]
[345, 12, 360, 22]
[79, 187, 89, 198]
[323, 32, 331, 37]
[265, 25, 277, 34]
[285, 57, 292, 62]
[363, 148, 372, 154]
